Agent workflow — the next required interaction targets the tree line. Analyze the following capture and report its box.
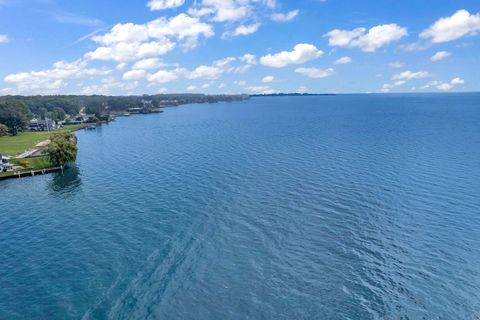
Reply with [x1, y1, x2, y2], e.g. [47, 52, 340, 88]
[0, 94, 248, 136]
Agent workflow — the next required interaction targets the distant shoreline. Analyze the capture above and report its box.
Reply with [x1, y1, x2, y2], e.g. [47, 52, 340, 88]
[249, 93, 337, 97]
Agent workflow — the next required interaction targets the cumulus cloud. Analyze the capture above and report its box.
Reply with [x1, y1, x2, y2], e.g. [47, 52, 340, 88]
[334, 56, 352, 65]
[419, 78, 464, 91]
[451, 77, 465, 85]
[85, 13, 214, 61]
[382, 70, 432, 92]
[147, 0, 185, 11]
[132, 58, 169, 69]
[4, 59, 112, 94]
[224, 23, 261, 37]
[147, 68, 186, 83]
[260, 43, 323, 68]
[262, 75, 275, 83]
[82, 77, 139, 95]
[392, 70, 431, 81]
[122, 69, 147, 80]
[240, 53, 257, 65]
[436, 83, 453, 91]
[430, 51, 451, 62]
[271, 10, 299, 22]
[420, 9, 480, 43]
[0, 34, 8, 43]
[325, 24, 407, 52]
[295, 67, 334, 78]
[190, 0, 250, 22]
[145, 57, 238, 84]
[246, 85, 275, 94]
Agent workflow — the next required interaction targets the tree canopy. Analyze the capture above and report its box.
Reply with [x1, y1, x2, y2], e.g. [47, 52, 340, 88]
[47, 132, 78, 167]
[0, 99, 30, 135]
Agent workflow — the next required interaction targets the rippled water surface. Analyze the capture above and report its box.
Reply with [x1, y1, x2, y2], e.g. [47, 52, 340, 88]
[1, 94, 480, 319]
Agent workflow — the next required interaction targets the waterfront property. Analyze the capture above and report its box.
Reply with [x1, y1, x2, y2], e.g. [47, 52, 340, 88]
[28, 118, 58, 131]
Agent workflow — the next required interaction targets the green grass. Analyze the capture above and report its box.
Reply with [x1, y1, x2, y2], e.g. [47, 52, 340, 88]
[0, 156, 54, 179]
[12, 157, 53, 170]
[0, 124, 85, 156]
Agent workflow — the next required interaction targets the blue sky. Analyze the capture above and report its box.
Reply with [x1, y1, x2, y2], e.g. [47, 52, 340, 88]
[0, 0, 479, 95]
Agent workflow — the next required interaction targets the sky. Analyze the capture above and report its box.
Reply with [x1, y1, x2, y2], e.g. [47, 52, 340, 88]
[0, 0, 479, 95]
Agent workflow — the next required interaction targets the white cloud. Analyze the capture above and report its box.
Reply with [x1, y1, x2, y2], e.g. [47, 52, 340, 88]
[295, 67, 334, 78]
[262, 75, 275, 83]
[132, 57, 168, 69]
[234, 80, 247, 86]
[451, 77, 464, 85]
[392, 70, 431, 81]
[86, 40, 176, 62]
[188, 65, 224, 80]
[430, 51, 451, 62]
[240, 53, 257, 65]
[147, 0, 185, 11]
[144, 56, 238, 84]
[187, 85, 198, 91]
[123, 69, 147, 80]
[0, 34, 9, 43]
[382, 70, 432, 92]
[86, 13, 214, 61]
[147, 68, 185, 83]
[81, 77, 139, 95]
[4, 59, 112, 94]
[420, 9, 480, 43]
[246, 85, 274, 94]
[192, 0, 250, 22]
[225, 23, 261, 37]
[420, 78, 465, 91]
[271, 10, 299, 22]
[116, 62, 128, 70]
[436, 83, 453, 91]
[325, 24, 407, 52]
[260, 43, 324, 68]
[334, 56, 352, 65]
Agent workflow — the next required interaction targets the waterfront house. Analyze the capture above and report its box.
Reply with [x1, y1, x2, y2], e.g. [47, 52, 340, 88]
[29, 118, 58, 131]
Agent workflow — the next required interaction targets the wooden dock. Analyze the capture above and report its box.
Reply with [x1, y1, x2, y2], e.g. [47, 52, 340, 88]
[0, 167, 63, 181]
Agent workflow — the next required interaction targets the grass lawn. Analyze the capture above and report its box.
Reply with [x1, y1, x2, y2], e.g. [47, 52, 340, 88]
[0, 124, 85, 156]
[11, 157, 53, 170]
[0, 156, 54, 178]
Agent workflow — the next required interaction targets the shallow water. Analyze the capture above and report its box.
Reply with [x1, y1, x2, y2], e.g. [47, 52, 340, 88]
[1, 94, 480, 319]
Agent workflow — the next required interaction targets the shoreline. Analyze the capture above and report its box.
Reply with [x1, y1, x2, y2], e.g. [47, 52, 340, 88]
[0, 166, 63, 181]
[0, 98, 247, 181]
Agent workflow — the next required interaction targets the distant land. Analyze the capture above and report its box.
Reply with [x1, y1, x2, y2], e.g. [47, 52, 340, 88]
[249, 93, 337, 97]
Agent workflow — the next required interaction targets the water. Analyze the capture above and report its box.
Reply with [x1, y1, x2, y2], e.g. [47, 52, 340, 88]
[1, 94, 480, 319]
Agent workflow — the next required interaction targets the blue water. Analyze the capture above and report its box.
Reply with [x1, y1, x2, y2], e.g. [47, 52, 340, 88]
[1, 94, 480, 319]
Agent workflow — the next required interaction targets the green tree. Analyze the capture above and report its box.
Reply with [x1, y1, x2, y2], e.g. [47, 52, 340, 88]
[38, 107, 48, 120]
[0, 100, 30, 135]
[0, 123, 8, 136]
[47, 132, 78, 167]
[51, 107, 66, 121]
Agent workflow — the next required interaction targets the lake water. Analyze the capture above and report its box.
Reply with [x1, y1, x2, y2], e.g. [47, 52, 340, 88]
[1, 94, 480, 319]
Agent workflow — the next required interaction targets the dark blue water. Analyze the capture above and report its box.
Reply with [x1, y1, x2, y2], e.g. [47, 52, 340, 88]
[1, 94, 480, 319]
